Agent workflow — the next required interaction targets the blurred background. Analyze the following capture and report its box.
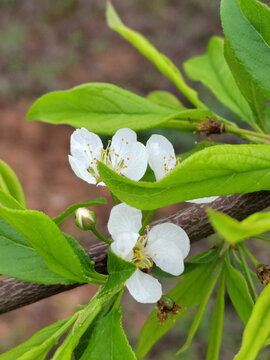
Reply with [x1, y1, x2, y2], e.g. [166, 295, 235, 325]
[0, 1, 269, 359]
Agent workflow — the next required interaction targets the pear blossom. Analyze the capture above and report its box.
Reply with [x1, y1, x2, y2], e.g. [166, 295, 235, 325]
[69, 128, 148, 186]
[108, 203, 190, 303]
[146, 134, 218, 204]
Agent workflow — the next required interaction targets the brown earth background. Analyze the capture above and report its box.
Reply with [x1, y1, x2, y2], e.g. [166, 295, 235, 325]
[0, 0, 269, 359]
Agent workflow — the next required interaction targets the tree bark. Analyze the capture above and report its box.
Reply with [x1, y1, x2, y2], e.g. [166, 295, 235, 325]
[1, 191, 270, 314]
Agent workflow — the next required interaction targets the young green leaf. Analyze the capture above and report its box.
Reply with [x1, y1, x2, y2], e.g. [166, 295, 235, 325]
[106, 3, 204, 108]
[180, 141, 218, 162]
[0, 189, 24, 210]
[51, 287, 124, 360]
[27, 83, 180, 135]
[99, 249, 136, 297]
[0, 216, 73, 284]
[206, 270, 225, 360]
[176, 256, 221, 355]
[0, 159, 26, 207]
[225, 257, 254, 324]
[231, 251, 260, 283]
[0, 315, 78, 360]
[221, 0, 270, 130]
[147, 90, 185, 110]
[64, 233, 106, 283]
[136, 257, 219, 358]
[184, 36, 255, 127]
[78, 297, 136, 360]
[0, 205, 104, 284]
[234, 283, 270, 360]
[98, 144, 270, 210]
[208, 208, 270, 244]
[239, 0, 270, 48]
[53, 198, 106, 226]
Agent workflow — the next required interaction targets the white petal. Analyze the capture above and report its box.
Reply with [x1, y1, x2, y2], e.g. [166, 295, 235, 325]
[107, 203, 142, 239]
[146, 134, 176, 181]
[70, 128, 103, 155]
[110, 128, 137, 167]
[187, 196, 219, 204]
[146, 238, 184, 276]
[68, 155, 97, 184]
[111, 232, 138, 261]
[126, 269, 162, 303]
[70, 128, 102, 171]
[147, 223, 190, 259]
[111, 128, 137, 154]
[121, 142, 148, 181]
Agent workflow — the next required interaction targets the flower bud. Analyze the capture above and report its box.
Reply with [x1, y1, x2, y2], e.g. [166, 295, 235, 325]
[75, 208, 96, 231]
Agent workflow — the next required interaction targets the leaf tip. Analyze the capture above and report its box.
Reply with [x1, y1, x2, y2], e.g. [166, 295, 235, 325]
[106, 2, 123, 28]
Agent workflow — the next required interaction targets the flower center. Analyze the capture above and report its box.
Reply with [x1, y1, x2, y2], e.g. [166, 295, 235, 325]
[163, 154, 177, 174]
[132, 235, 153, 269]
[86, 138, 130, 183]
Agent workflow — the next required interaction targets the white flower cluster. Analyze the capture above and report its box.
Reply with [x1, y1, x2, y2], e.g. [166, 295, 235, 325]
[69, 127, 218, 303]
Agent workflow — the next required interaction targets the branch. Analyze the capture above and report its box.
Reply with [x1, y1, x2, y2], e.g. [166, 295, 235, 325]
[1, 191, 270, 314]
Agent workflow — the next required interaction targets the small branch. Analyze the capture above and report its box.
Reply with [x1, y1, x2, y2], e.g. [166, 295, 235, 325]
[1, 191, 270, 314]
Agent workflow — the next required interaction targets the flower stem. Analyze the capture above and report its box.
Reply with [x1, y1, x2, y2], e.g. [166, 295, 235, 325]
[241, 244, 259, 267]
[255, 235, 270, 242]
[139, 210, 156, 235]
[91, 227, 112, 245]
[225, 125, 270, 142]
[237, 243, 258, 302]
[110, 191, 119, 206]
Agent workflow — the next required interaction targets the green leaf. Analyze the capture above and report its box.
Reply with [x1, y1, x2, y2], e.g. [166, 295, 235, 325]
[52, 287, 123, 360]
[98, 144, 270, 210]
[0, 159, 26, 207]
[225, 257, 254, 324]
[208, 208, 270, 244]
[239, 0, 270, 48]
[106, 2, 204, 108]
[0, 315, 78, 360]
[231, 250, 259, 284]
[206, 270, 225, 360]
[234, 283, 270, 360]
[136, 257, 219, 358]
[27, 83, 180, 135]
[176, 255, 221, 355]
[180, 141, 218, 162]
[99, 249, 136, 297]
[64, 233, 106, 283]
[147, 90, 185, 110]
[0, 205, 104, 284]
[79, 298, 136, 360]
[187, 248, 220, 264]
[184, 36, 255, 127]
[0, 189, 24, 210]
[221, 0, 270, 130]
[0, 216, 73, 284]
[53, 198, 107, 226]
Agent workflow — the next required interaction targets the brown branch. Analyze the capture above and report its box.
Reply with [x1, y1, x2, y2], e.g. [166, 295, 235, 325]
[1, 191, 270, 314]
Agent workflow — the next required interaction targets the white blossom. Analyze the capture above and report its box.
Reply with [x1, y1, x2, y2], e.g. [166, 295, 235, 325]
[146, 134, 218, 204]
[108, 203, 190, 303]
[69, 128, 148, 186]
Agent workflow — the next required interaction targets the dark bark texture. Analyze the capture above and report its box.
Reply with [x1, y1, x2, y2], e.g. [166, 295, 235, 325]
[1, 191, 270, 314]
